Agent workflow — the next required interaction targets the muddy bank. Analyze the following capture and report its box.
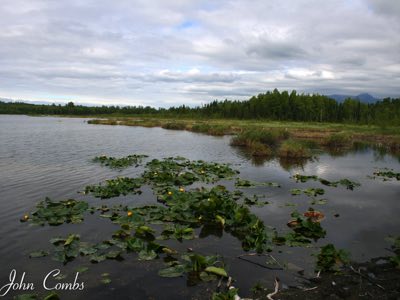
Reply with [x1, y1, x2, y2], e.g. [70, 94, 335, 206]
[250, 257, 400, 300]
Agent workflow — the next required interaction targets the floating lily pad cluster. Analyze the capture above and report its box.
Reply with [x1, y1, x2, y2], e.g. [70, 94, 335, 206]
[234, 178, 280, 188]
[290, 188, 325, 197]
[373, 169, 400, 181]
[143, 157, 239, 188]
[92, 154, 148, 169]
[274, 210, 326, 247]
[292, 173, 360, 190]
[28, 198, 89, 226]
[21, 154, 361, 298]
[84, 177, 143, 199]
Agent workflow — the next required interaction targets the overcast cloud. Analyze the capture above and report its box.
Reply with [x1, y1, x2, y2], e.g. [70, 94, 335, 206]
[0, 0, 399, 106]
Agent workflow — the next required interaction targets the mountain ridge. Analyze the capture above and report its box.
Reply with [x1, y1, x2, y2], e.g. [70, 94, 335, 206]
[327, 93, 379, 103]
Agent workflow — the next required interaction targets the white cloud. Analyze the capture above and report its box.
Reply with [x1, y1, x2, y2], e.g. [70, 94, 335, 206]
[0, 0, 399, 106]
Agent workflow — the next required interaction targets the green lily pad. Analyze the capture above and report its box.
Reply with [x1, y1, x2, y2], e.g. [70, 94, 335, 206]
[204, 266, 228, 277]
[158, 264, 185, 277]
[29, 250, 49, 258]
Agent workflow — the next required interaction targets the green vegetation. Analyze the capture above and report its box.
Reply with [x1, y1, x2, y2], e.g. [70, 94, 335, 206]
[92, 154, 148, 169]
[386, 236, 400, 268]
[191, 123, 230, 136]
[161, 122, 186, 130]
[286, 211, 326, 241]
[278, 139, 312, 158]
[315, 244, 349, 272]
[373, 169, 400, 181]
[290, 188, 325, 197]
[158, 253, 227, 284]
[212, 288, 239, 300]
[27, 198, 89, 225]
[324, 132, 352, 147]
[231, 128, 289, 147]
[19, 154, 394, 298]
[230, 128, 295, 157]
[84, 177, 143, 199]
[292, 173, 360, 190]
[14, 292, 60, 300]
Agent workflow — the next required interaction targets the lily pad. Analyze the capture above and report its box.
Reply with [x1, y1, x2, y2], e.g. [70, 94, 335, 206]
[93, 154, 148, 169]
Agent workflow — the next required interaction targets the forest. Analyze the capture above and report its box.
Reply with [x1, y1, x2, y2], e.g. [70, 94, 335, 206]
[1, 89, 399, 125]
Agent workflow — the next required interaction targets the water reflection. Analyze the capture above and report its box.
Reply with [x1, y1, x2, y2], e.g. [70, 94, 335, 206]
[232, 141, 400, 170]
[0, 115, 399, 300]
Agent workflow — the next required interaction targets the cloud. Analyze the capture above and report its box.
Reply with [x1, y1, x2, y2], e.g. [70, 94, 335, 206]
[0, 0, 399, 106]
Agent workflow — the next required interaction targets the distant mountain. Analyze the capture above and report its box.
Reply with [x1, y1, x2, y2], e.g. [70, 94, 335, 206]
[328, 93, 379, 103]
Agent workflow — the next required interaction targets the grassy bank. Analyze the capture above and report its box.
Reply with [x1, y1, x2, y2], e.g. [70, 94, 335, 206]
[87, 117, 400, 157]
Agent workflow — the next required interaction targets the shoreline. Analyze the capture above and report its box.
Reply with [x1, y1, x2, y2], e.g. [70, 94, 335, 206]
[84, 116, 400, 156]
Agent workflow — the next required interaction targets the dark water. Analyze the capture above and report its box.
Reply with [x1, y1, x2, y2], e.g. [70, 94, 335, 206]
[0, 115, 399, 299]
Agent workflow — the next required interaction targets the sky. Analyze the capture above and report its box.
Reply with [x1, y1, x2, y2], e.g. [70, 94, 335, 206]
[0, 0, 399, 107]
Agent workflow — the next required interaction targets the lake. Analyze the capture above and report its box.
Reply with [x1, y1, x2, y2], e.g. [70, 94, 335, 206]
[0, 115, 399, 299]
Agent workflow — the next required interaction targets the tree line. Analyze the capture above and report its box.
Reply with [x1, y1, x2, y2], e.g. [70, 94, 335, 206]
[1, 89, 399, 125]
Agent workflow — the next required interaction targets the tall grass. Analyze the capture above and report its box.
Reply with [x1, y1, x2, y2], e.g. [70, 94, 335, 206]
[324, 133, 352, 147]
[231, 128, 290, 148]
[190, 123, 230, 136]
[278, 139, 312, 158]
[161, 122, 187, 130]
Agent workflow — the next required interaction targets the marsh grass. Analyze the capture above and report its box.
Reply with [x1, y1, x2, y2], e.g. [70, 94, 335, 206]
[247, 141, 273, 156]
[161, 122, 187, 130]
[231, 128, 289, 148]
[324, 133, 352, 148]
[190, 123, 230, 136]
[278, 139, 312, 158]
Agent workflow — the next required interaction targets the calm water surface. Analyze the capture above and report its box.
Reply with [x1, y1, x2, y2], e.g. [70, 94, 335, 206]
[0, 115, 399, 299]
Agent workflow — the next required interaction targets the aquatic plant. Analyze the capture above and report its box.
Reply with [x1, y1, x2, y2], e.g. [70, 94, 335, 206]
[14, 292, 60, 300]
[291, 188, 325, 197]
[158, 252, 228, 285]
[286, 211, 326, 241]
[161, 122, 187, 130]
[84, 177, 143, 199]
[231, 128, 289, 149]
[234, 178, 280, 188]
[386, 236, 400, 268]
[212, 288, 239, 300]
[324, 133, 351, 148]
[30, 198, 89, 226]
[143, 157, 238, 187]
[315, 244, 349, 272]
[373, 169, 400, 181]
[190, 123, 230, 136]
[292, 173, 360, 190]
[21, 154, 367, 296]
[248, 141, 273, 156]
[92, 154, 148, 169]
[278, 139, 312, 158]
